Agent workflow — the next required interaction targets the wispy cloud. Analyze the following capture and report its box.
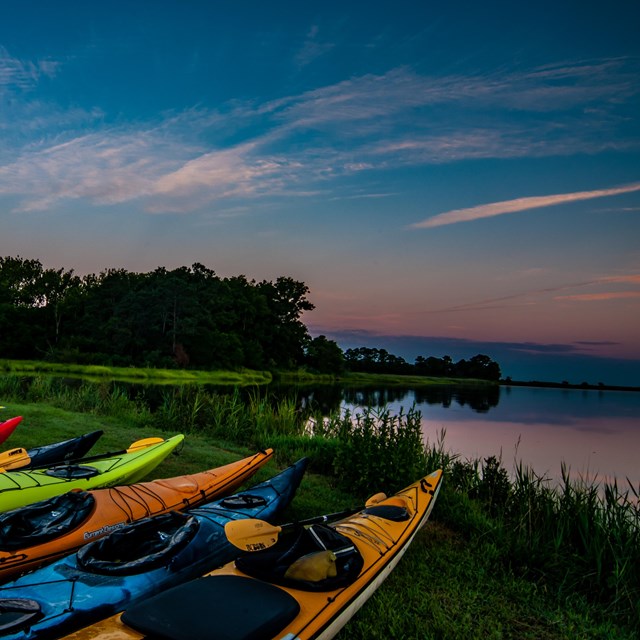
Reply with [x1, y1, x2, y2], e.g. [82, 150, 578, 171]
[0, 47, 59, 91]
[409, 183, 640, 229]
[598, 274, 640, 284]
[0, 131, 180, 211]
[294, 25, 335, 68]
[555, 291, 640, 301]
[1, 55, 639, 213]
[427, 272, 640, 313]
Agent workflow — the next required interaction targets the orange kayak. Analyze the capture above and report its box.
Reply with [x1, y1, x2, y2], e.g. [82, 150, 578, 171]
[0, 448, 273, 582]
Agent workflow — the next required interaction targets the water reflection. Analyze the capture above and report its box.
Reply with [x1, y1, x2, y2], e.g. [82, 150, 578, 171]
[277, 384, 500, 415]
[412, 385, 500, 412]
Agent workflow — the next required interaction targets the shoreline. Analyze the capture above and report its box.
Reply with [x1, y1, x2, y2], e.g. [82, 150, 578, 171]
[501, 379, 640, 392]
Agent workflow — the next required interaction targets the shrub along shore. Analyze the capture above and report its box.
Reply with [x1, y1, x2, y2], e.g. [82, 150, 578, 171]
[0, 372, 638, 639]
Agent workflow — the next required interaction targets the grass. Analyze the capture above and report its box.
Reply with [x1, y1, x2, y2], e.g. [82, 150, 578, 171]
[1, 375, 638, 638]
[344, 520, 630, 640]
[0, 359, 272, 385]
[276, 369, 497, 387]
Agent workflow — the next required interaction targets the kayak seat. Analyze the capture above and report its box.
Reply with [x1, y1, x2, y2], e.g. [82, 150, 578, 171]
[122, 574, 300, 640]
[235, 523, 364, 592]
[0, 491, 95, 550]
[76, 511, 199, 576]
[0, 598, 43, 635]
[44, 465, 100, 480]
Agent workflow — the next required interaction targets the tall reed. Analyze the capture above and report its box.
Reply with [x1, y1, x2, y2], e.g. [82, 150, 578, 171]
[442, 454, 640, 629]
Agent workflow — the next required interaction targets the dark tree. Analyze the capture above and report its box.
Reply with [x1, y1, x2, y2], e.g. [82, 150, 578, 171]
[305, 335, 345, 373]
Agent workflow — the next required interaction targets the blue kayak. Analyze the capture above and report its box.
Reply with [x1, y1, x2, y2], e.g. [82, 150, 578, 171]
[0, 457, 308, 640]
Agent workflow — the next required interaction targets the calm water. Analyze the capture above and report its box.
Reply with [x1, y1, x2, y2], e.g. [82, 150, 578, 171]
[342, 386, 640, 488]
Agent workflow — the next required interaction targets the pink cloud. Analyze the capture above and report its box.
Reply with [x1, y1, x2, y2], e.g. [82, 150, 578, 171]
[410, 182, 640, 229]
[555, 291, 640, 301]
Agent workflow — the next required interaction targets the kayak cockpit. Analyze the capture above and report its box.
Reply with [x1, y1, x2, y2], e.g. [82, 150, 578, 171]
[44, 465, 100, 480]
[76, 511, 199, 575]
[0, 491, 95, 550]
[236, 523, 364, 591]
[0, 599, 43, 634]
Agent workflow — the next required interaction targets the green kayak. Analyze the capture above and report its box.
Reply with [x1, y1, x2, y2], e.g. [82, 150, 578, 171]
[0, 434, 184, 513]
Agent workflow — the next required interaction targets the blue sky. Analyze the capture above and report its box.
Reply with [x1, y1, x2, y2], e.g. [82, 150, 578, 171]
[1, 1, 639, 385]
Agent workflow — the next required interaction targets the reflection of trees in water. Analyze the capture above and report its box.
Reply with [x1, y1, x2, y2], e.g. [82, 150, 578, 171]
[413, 385, 500, 413]
[342, 387, 409, 408]
[295, 386, 344, 415]
[291, 384, 501, 415]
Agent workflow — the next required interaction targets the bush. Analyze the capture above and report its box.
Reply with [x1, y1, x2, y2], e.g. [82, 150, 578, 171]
[331, 405, 430, 498]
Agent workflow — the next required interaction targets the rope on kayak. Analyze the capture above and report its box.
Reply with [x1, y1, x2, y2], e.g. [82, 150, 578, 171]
[0, 575, 82, 632]
[0, 575, 78, 622]
[106, 484, 171, 521]
[334, 519, 395, 553]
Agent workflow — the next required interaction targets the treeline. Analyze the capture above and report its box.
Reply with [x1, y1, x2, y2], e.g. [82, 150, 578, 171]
[342, 347, 501, 381]
[0, 256, 313, 370]
[0, 256, 501, 380]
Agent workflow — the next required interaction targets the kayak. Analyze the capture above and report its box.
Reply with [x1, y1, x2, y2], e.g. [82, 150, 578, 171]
[0, 417, 22, 445]
[0, 457, 308, 640]
[73, 468, 443, 640]
[0, 448, 273, 582]
[1, 433, 169, 472]
[0, 434, 184, 513]
[0, 430, 104, 470]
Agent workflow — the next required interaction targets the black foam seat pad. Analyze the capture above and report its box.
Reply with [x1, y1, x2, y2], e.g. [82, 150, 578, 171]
[121, 574, 301, 640]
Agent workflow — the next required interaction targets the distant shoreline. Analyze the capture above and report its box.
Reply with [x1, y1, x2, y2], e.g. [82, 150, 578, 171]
[501, 379, 640, 393]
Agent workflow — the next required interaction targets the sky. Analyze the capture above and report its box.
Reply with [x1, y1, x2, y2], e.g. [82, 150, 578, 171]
[1, 1, 639, 386]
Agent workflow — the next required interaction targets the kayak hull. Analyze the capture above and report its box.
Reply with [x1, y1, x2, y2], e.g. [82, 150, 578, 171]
[0, 457, 307, 640]
[0, 448, 273, 581]
[0, 434, 184, 513]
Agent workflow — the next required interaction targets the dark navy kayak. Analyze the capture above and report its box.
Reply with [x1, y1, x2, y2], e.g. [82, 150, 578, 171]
[0, 457, 307, 639]
[23, 430, 104, 468]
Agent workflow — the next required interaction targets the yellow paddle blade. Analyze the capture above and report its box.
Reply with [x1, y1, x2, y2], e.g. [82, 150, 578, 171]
[126, 437, 164, 452]
[0, 447, 31, 471]
[225, 519, 282, 552]
[225, 492, 388, 552]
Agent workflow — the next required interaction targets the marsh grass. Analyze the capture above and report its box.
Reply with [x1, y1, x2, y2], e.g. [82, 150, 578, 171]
[442, 455, 640, 630]
[315, 405, 433, 497]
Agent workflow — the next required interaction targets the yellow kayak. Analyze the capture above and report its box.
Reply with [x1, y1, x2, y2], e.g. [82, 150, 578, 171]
[61, 468, 443, 640]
